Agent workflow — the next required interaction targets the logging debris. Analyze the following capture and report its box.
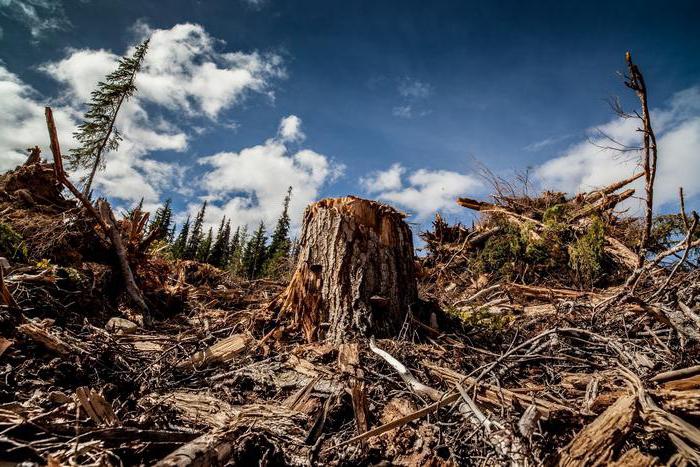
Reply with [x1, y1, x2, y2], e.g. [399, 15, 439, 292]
[1, 154, 699, 466]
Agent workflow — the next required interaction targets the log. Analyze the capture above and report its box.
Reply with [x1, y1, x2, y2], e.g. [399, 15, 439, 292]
[270, 196, 417, 343]
[558, 395, 637, 466]
[176, 333, 252, 369]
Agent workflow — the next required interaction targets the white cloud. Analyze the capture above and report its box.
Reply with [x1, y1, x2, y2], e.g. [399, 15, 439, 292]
[197, 115, 344, 230]
[0, 0, 71, 39]
[0, 65, 77, 172]
[361, 163, 405, 193]
[536, 86, 700, 210]
[361, 164, 482, 220]
[131, 22, 285, 118]
[278, 115, 304, 142]
[0, 22, 288, 205]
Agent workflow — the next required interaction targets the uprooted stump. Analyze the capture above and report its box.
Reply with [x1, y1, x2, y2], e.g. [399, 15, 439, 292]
[270, 196, 417, 343]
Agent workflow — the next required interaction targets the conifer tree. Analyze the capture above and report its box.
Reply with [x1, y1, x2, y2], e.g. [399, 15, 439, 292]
[168, 223, 177, 243]
[196, 227, 213, 262]
[209, 217, 231, 267]
[171, 216, 190, 259]
[148, 198, 173, 241]
[242, 222, 267, 279]
[68, 39, 150, 196]
[263, 187, 293, 276]
[184, 201, 207, 260]
[227, 226, 245, 276]
[221, 219, 232, 265]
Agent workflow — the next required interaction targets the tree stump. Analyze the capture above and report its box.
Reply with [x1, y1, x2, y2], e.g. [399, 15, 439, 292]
[271, 196, 417, 343]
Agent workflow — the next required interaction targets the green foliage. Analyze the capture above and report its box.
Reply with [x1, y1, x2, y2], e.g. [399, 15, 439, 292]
[651, 214, 700, 264]
[208, 218, 231, 268]
[0, 222, 27, 261]
[68, 39, 150, 195]
[263, 187, 293, 278]
[171, 216, 190, 259]
[242, 222, 267, 279]
[184, 201, 207, 260]
[568, 217, 606, 287]
[196, 228, 213, 262]
[445, 305, 514, 331]
[227, 226, 247, 276]
[148, 198, 173, 242]
[36, 258, 52, 270]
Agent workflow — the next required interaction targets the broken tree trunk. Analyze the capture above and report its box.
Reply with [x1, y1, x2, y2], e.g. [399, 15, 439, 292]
[270, 196, 417, 343]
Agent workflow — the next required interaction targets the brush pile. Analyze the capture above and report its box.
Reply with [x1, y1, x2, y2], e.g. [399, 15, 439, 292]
[1, 153, 699, 466]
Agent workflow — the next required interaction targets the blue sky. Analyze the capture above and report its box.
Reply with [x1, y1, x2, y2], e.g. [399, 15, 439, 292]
[1, 0, 699, 235]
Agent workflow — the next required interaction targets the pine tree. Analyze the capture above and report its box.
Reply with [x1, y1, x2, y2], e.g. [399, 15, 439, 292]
[171, 216, 190, 259]
[196, 227, 213, 262]
[220, 219, 232, 265]
[148, 198, 173, 241]
[263, 187, 293, 276]
[68, 39, 150, 196]
[208, 216, 230, 267]
[184, 201, 207, 260]
[227, 226, 245, 275]
[168, 223, 177, 243]
[242, 222, 267, 279]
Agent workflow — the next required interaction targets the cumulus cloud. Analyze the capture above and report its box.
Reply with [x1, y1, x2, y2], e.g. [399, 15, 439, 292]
[0, 66, 77, 172]
[278, 115, 304, 142]
[0, 22, 287, 207]
[197, 115, 344, 230]
[361, 164, 482, 220]
[536, 86, 700, 210]
[0, 0, 71, 39]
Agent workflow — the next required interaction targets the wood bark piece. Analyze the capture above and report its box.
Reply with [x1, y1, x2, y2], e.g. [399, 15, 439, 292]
[75, 387, 119, 427]
[18, 322, 84, 356]
[0, 261, 19, 309]
[423, 361, 572, 419]
[176, 333, 252, 369]
[155, 404, 309, 467]
[582, 172, 644, 203]
[558, 395, 637, 467]
[270, 196, 417, 343]
[608, 448, 659, 466]
[143, 391, 238, 428]
[338, 343, 368, 436]
[97, 200, 149, 313]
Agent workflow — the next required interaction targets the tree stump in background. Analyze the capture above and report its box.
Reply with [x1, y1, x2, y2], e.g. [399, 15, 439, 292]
[271, 196, 417, 343]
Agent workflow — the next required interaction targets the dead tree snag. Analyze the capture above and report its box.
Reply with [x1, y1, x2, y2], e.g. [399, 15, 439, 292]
[271, 196, 417, 343]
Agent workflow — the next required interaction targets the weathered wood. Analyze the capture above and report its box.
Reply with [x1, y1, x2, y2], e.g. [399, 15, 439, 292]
[271, 196, 417, 343]
[18, 322, 84, 356]
[75, 387, 119, 427]
[176, 333, 252, 369]
[558, 395, 637, 467]
[608, 448, 659, 466]
[97, 199, 149, 313]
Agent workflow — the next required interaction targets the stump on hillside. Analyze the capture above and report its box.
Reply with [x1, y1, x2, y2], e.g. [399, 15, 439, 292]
[271, 196, 418, 343]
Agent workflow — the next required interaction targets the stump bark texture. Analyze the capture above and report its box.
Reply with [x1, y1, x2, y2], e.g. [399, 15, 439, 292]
[272, 196, 417, 343]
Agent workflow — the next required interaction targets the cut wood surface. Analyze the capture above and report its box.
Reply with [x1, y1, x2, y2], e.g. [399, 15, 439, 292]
[176, 333, 252, 368]
[558, 395, 637, 467]
[270, 196, 417, 343]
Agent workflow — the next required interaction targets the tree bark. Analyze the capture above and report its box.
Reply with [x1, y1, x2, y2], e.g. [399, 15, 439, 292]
[271, 196, 417, 343]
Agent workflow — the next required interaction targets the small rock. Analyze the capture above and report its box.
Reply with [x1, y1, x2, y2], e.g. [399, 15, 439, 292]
[0, 257, 10, 271]
[106, 317, 138, 335]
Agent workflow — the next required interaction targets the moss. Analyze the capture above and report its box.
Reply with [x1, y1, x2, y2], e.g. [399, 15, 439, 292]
[0, 221, 27, 261]
[445, 305, 514, 330]
[568, 216, 606, 287]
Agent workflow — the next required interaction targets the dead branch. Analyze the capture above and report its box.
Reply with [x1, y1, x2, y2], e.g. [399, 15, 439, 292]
[624, 52, 658, 266]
